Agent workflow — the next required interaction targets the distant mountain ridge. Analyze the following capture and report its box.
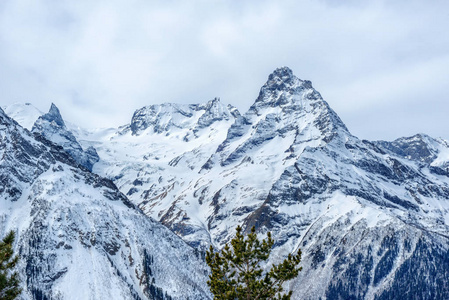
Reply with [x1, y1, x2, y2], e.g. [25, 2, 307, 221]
[129, 97, 240, 138]
[4, 67, 449, 299]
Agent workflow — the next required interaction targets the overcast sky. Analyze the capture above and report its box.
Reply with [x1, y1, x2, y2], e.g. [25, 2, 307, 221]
[0, 0, 448, 141]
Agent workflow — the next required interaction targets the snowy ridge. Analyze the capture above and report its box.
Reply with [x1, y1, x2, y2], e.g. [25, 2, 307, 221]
[375, 133, 449, 175]
[128, 98, 239, 140]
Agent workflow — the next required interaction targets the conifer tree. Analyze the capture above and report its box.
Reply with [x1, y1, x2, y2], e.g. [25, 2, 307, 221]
[206, 226, 302, 300]
[0, 231, 21, 300]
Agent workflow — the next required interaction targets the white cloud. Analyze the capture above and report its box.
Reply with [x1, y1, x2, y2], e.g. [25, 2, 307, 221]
[0, 0, 448, 140]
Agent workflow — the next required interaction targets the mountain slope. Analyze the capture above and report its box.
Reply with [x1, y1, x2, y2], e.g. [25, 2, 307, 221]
[0, 107, 210, 300]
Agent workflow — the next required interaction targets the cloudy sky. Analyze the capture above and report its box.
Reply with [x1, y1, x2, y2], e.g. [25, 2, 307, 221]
[0, 0, 448, 140]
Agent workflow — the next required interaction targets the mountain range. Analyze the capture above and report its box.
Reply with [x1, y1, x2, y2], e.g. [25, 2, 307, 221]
[0, 104, 210, 299]
[2, 67, 449, 299]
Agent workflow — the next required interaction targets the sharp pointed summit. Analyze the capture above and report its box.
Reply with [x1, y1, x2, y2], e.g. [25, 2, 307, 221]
[32, 103, 99, 171]
[266, 66, 297, 87]
[253, 67, 320, 109]
[42, 103, 66, 128]
[211, 67, 349, 167]
[257, 66, 309, 101]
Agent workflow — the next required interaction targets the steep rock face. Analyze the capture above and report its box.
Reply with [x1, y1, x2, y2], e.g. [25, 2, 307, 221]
[31, 104, 99, 171]
[375, 134, 449, 176]
[0, 108, 210, 300]
[288, 212, 449, 300]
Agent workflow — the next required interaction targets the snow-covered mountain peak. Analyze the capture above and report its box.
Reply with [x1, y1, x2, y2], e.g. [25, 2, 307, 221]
[211, 68, 349, 168]
[130, 103, 191, 135]
[197, 97, 240, 128]
[248, 67, 348, 132]
[31, 103, 100, 171]
[129, 98, 239, 136]
[254, 66, 314, 107]
[41, 103, 66, 128]
[265, 66, 297, 88]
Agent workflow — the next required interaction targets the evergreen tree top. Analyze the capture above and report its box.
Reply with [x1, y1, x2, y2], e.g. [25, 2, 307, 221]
[206, 225, 302, 300]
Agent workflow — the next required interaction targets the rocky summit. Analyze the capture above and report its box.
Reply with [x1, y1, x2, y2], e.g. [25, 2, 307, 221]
[31, 103, 100, 171]
[3, 67, 449, 299]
